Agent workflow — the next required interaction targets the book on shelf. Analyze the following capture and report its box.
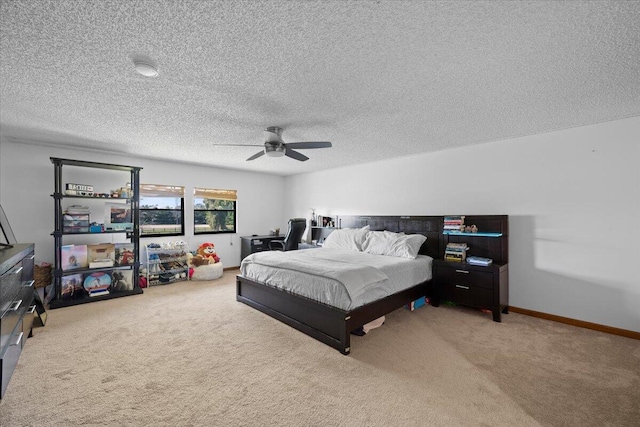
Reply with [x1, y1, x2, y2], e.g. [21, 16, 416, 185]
[445, 251, 466, 260]
[446, 242, 468, 249]
[445, 241, 468, 262]
[467, 256, 493, 266]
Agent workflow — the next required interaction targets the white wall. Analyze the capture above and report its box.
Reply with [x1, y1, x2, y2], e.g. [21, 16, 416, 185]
[2, 117, 638, 332]
[0, 140, 286, 268]
[284, 117, 640, 332]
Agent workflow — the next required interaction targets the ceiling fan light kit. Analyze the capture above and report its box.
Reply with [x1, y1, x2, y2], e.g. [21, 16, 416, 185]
[265, 143, 286, 157]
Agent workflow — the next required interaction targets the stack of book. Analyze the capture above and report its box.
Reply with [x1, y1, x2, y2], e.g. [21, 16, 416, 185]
[445, 242, 468, 262]
[467, 256, 493, 266]
[444, 215, 465, 233]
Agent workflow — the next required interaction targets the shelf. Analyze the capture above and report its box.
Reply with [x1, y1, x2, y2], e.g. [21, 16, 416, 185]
[52, 193, 132, 201]
[144, 242, 189, 286]
[52, 230, 132, 236]
[443, 231, 503, 237]
[50, 157, 142, 309]
[49, 288, 143, 309]
[59, 265, 135, 276]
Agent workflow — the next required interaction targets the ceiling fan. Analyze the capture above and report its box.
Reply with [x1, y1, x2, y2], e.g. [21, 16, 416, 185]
[221, 127, 332, 162]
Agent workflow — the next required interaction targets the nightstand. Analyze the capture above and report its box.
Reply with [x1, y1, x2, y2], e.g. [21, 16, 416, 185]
[432, 215, 509, 322]
[432, 260, 509, 322]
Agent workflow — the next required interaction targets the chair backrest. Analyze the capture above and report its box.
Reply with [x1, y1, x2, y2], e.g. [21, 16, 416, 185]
[283, 218, 307, 251]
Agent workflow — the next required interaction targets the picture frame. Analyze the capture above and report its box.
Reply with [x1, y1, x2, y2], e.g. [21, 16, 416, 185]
[104, 202, 133, 231]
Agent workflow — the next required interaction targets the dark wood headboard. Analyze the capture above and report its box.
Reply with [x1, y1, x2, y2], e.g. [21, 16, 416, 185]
[337, 215, 443, 259]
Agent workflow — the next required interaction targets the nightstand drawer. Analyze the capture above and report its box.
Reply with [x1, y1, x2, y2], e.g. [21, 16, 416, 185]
[440, 282, 492, 308]
[436, 266, 494, 290]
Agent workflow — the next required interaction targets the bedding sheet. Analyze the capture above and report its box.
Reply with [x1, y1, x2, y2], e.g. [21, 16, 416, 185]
[240, 248, 432, 310]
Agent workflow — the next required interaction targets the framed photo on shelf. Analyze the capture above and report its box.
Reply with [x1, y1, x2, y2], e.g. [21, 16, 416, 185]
[111, 269, 133, 291]
[61, 273, 86, 300]
[61, 245, 88, 271]
[104, 202, 133, 231]
[83, 272, 111, 297]
[114, 243, 135, 266]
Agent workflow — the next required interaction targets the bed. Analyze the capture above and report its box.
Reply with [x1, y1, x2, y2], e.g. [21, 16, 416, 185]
[236, 215, 443, 354]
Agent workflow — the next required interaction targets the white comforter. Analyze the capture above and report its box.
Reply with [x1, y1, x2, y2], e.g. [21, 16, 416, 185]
[240, 248, 432, 310]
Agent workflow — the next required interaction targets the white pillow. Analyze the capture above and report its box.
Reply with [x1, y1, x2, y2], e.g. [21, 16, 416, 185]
[322, 226, 370, 251]
[362, 230, 427, 259]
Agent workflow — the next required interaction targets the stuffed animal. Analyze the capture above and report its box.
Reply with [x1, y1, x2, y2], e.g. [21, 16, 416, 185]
[197, 242, 220, 264]
[189, 243, 224, 281]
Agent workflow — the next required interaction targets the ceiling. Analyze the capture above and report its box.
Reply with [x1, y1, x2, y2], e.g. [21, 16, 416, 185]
[1, 1, 639, 176]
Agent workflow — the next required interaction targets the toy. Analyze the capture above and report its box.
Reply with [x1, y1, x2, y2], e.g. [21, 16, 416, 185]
[189, 243, 223, 281]
[197, 242, 220, 263]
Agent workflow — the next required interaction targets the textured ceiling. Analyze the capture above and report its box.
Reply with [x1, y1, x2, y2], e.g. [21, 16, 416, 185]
[1, 0, 639, 176]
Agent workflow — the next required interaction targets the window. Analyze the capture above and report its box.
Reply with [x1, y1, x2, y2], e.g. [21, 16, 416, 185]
[140, 184, 185, 237]
[194, 188, 237, 234]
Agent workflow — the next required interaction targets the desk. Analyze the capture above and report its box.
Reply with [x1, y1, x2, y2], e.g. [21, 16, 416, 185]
[240, 235, 283, 261]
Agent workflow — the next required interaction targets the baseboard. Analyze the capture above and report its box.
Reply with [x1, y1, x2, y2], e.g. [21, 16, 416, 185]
[223, 266, 240, 271]
[509, 306, 640, 340]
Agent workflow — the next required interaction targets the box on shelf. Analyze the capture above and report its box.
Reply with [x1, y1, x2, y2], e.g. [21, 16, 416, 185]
[87, 243, 115, 268]
[63, 214, 90, 233]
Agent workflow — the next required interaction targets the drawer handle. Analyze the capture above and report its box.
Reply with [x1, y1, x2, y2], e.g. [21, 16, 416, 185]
[11, 332, 24, 347]
[28, 305, 37, 314]
[8, 299, 23, 311]
[29, 254, 36, 260]
[13, 266, 24, 275]
[24, 279, 35, 288]
[455, 269, 469, 274]
[455, 285, 470, 290]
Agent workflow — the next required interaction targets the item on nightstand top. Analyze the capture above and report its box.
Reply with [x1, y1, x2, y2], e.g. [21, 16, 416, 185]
[467, 256, 493, 266]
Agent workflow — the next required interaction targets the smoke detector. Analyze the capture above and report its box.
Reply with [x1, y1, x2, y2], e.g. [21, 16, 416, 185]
[134, 60, 158, 77]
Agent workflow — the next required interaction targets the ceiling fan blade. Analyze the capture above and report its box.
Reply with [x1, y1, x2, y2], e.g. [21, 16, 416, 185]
[285, 149, 309, 162]
[215, 143, 264, 147]
[285, 141, 332, 149]
[246, 150, 265, 161]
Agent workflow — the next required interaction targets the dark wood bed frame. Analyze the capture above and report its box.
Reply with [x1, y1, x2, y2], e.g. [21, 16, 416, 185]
[236, 215, 443, 355]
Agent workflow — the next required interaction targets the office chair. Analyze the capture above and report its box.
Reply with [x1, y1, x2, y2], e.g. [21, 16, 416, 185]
[269, 218, 307, 251]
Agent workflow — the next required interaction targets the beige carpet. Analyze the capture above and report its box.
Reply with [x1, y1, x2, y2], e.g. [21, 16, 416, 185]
[1, 270, 638, 426]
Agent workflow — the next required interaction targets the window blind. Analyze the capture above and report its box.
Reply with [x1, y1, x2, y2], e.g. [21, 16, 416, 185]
[194, 188, 237, 201]
[140, 184, 185, 197]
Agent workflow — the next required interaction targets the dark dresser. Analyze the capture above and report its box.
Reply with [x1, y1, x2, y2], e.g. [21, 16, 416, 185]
[1, 243, 35, 399]
[240, 235, 283, 261]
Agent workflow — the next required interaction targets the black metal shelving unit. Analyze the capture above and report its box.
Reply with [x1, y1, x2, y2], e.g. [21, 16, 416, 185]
[49, 157, 143, 309]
